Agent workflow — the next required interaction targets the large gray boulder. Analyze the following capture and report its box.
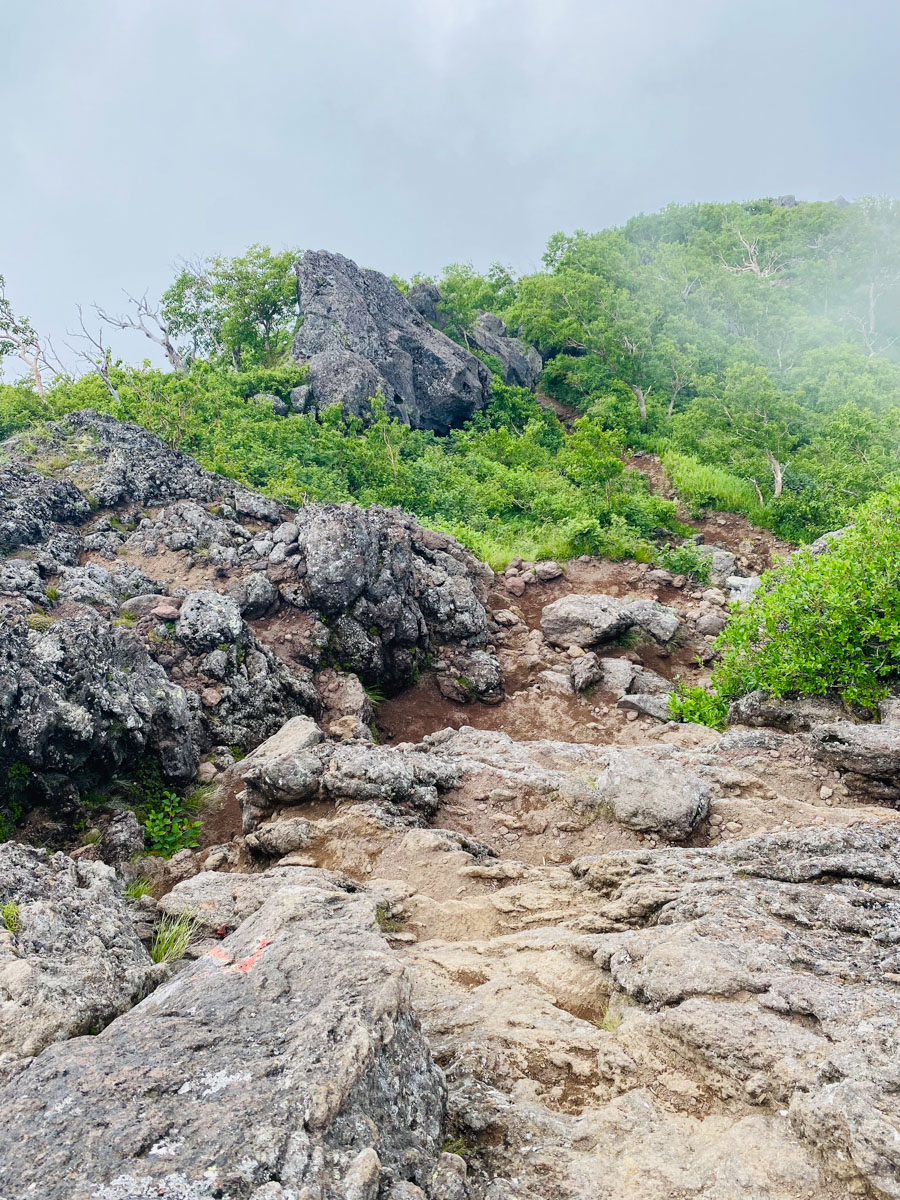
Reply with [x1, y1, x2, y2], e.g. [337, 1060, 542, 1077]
[591, 747, 710, 839]
[469, 311, 543, 389]
[729, 689, 851, 732]
[541, 593, 630, 647]
[0, 884, 449, 1199]
[292, 250, 493, 433]
[0, 844, 156, 1061]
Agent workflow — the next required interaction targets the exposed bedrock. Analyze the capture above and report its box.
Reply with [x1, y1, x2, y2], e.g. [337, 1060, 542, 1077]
[0, 881, 450, 1199]
[292, 250, 493, 433]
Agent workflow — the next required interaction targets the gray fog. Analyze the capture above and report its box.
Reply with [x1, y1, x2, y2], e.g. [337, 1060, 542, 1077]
[3, 0, 900, 364]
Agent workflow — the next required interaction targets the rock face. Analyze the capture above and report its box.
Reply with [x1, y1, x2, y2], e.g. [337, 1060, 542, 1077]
[469, 311, 542, 389]
[0, 601, 197, 815]
[0, 844, 156, 1061]
[0, 882, 448, 1199]
[0, 411, 495, 818]
[811, 721, 900, 802]
[292, 250, 493, 433]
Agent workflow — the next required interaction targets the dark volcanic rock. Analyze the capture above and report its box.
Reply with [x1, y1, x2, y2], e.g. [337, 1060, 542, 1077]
[470, 311, 542, 389]
[292, 250, 492, 433]
[0, 884, 448, 1199]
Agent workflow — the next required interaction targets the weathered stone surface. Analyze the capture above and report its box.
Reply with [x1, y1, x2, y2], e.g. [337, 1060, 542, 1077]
[0, 885, 448, 1199]
[571, 651, 603, 692]
[469, 311, 543, 389]
[292, 250, 492, 433]
[0, 844, 156, 1061]
[0, 603, 197, 812]
[541, 593, 629, 647]
[811, 722, 900, 801]
[177, 589, 244, 651]
[570, 823, 900, 1199]
[591, 747, 710, 839]
[730, 689, 852, 732]
[621, 598, 681, 644]
[617, 692, 674, 722]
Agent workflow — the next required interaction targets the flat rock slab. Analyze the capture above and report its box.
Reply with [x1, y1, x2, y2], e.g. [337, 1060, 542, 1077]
[0, 886, 446, 1199]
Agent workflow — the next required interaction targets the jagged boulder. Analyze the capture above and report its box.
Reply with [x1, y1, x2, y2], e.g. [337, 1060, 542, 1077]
[810, 721, 900, 803]
[469, 311, 543, 389]
[0, 603, 197, 813]
[292, 250, 492, 433]
[0, 883, 449, 1199]
[541, 593, 630, 647]
[0, 844, 156, 1061]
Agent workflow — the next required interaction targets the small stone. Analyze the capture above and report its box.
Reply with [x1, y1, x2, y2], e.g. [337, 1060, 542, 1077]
[201, 688, 223, 708]
[197, 761, 219, 783]
[819, 785, 833, 799]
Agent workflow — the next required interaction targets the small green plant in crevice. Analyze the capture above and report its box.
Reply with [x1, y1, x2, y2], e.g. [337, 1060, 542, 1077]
[124, 877, 154, 900]
[26, 612, 54, 632]
[440, 1135, 475, 1158]
[600, 1008, 622, 1033]
[150, 912, 200, 964]
[44, 584, 59, 605]
[668, 685, 730, 731]
[143, 791, 202, 858]
[616, 626, 646, 651]
[655, 542, 712, 584]
[229, 745, 246, 762]
[1, 900, 21, 934]
[114, 610, 136, 628]
[363, 683, 386, 708]
[375, 902, 405, 933]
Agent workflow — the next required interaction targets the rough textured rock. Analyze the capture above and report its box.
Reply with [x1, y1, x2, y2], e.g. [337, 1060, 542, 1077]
[590, 747, 711, 839]
[620, 598, 682, 644]
[0, 884, 449, 1199]
[541, 593, 630, 647]
[292, 250, 492, 433]
[469, 311, 542, 389]
[617, 692, 674, 721]
[0, 602, 196, 813]
[811, 721, 900, 802]
[730, 689, 854, 732]
[0, 844, 156, 1061]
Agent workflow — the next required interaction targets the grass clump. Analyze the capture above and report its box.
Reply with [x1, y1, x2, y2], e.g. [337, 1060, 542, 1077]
[0, 901, 21, 934]
[375, 903, 405, 933]
[151, 912, 200, 964]
[441, 1135, 474, 1158]
[26, 612, 54, 632]
[663, 452, 767, 523]
[124, 877, 154, 900]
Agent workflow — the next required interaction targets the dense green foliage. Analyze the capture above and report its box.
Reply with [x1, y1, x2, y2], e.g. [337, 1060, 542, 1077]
[425, 198, 900, 541]
[3, 195, 900, 570]
[682, 489, 900, 717]
[143, 790, 202, 857]
[0, 363, 682, 568]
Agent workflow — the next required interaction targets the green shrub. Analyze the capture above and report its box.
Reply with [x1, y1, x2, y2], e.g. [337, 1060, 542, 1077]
[655, 543, 712, 583]
[668, 685, 730, 730]
[709, 487, 900, 712]
[0, 901, 21, 933]
[151, 912, 200, 964]
[143, 791, 202, 857]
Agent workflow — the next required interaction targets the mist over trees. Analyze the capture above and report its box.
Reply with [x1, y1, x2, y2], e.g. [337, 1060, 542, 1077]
[2, 195, 899, 555]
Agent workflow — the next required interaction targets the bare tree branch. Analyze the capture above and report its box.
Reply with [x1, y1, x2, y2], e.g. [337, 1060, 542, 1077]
[95, 291, 186, 371]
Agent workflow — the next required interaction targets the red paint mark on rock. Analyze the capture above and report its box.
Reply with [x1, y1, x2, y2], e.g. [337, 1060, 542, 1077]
[208, 946, 232, 963]
[227, 937, 273, 974]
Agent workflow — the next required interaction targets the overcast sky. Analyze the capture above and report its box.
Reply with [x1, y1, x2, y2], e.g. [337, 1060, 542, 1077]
[3, 0, 900, 370]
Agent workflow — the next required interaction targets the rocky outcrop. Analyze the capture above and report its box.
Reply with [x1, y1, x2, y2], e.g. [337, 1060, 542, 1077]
[0, 844, 156, 1062]
[0, 601, 197, 817]
[0, 881, 450, 1199]
[0, 412, 496, 820]
[292, 250, 493, 433]
[811, 721, 900, 803]
[469, 312, 542, 389]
